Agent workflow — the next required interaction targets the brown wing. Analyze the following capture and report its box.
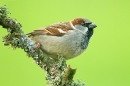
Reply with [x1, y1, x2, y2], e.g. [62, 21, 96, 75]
[28, 22, 73, 36]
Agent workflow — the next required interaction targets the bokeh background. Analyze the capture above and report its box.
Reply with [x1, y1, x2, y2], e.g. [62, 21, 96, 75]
[0, 0, 130, 86]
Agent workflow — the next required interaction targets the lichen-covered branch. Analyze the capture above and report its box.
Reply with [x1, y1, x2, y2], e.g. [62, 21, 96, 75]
[0, 5, 85, 86]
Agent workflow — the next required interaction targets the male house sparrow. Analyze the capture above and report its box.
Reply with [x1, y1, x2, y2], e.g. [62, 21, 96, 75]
[28, 18, 97, 60]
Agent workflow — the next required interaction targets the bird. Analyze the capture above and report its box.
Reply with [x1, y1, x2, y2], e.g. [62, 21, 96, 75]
[27, 18, 97, 60]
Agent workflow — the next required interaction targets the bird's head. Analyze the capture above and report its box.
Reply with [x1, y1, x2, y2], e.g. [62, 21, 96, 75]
[70, 18, 97, 34]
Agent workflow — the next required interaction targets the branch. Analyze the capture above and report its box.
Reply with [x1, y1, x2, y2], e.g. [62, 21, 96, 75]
[0, 5, 85, 86]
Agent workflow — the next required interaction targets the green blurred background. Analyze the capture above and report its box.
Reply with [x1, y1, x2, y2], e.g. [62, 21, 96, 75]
[0, 0, 130, 86]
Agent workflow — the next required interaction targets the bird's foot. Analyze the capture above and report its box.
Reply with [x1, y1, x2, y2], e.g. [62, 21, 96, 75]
[35, 42, 41, 51]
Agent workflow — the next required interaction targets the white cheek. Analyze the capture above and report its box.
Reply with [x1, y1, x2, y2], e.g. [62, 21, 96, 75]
[70, 22, 88, 34]
[78, 27, 88, 35]
[83, 27, 88, 32]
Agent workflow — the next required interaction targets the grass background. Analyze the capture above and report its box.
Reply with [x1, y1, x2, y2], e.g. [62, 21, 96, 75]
[0, 0, 130, 86]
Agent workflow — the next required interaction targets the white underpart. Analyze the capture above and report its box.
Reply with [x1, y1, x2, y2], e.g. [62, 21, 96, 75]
[33, 28, 87, 59]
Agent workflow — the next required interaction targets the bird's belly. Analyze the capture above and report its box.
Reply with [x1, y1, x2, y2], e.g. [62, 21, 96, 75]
[34, 34, 87, 60]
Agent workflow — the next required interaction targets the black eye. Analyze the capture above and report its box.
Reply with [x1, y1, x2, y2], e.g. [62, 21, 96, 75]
[81, 23, 91, 27]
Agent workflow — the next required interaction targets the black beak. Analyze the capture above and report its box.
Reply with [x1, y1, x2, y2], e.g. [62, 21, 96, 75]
[89, 23, 97, 29]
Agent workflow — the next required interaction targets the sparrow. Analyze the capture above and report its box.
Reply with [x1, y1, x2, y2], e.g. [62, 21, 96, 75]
[28, 18, 97, 60]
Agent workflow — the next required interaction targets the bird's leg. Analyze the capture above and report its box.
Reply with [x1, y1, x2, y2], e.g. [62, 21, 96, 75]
[35, 42, 41, 51]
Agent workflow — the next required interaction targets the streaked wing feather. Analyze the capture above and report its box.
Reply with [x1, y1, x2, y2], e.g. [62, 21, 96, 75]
[28, 22, 73, 36]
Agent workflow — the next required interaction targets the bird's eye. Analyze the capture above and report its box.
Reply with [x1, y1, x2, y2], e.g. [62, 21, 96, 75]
[81, 22, 91, 27]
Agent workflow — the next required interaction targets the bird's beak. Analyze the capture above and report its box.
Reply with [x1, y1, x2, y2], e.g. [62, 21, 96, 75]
[89, 23, 97, 29]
